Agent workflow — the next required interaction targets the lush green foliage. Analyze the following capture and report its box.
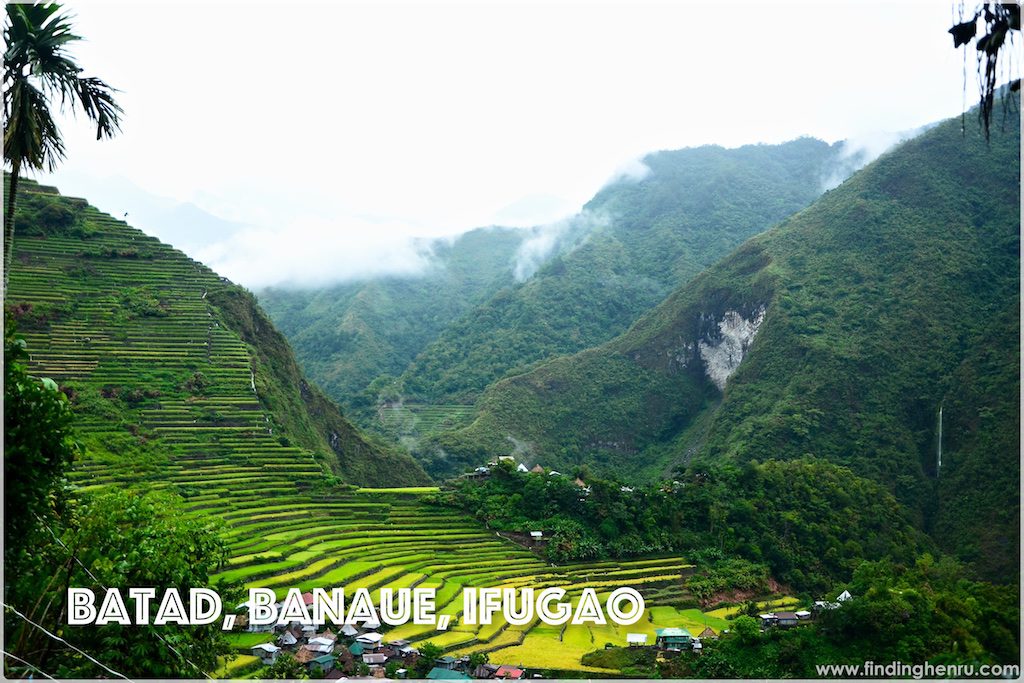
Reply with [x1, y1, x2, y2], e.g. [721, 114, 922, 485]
[400, 138, 841, 409]
[5, 484, 238, 677]
[434, 100, 1020, 583]
[413, 641, 444, 678]
[3, 318, 79, 582]
[258, 225, 525, 420]
[580, 645, 657, 676]
[265, 653, 309, 679]
[445, 458, 925, 594]
[659, 556, 1019, 678]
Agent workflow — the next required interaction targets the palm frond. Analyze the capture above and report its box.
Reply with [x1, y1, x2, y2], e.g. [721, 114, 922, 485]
[4, 77, 65, 172]
[75, 76, 123, 139]
[3, 2, 121, 172]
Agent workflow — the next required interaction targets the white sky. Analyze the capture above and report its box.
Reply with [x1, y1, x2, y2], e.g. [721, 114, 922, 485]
[34, 1, 989, 287]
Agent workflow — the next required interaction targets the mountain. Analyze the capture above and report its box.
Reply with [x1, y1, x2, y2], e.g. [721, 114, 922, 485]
[398, 138, 845, 405]
[257, 225, 526, 419]
[4, 177, 431, 487]
[428, 101, 1020, 582]
[39, 171, 248, 255]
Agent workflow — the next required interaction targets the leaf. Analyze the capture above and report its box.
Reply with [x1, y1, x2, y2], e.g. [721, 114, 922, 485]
[949, 20, 977, 48]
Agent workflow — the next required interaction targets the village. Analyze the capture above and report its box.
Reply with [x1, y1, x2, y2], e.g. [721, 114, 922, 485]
[241, 588, 854, 679]
[242, 590, 533, 680]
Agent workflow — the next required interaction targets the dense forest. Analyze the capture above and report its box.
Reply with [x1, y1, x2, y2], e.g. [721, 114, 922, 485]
[258, 225, 526, 419]
[439, 459, 924, 594]
[427, 98, 1020, 586]
[260, 138, 847, 427]
[397, 138, 844, 405]
[585, 556, 1019, 678]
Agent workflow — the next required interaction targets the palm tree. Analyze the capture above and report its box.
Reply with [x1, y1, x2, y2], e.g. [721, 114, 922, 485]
[3, 2, 122, 288]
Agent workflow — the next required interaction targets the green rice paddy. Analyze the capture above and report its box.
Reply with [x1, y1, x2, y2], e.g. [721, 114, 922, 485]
[7, 182, 736, 675]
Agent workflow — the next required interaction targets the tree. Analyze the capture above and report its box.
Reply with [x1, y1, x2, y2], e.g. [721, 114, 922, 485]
[6, 490, 239, 678]
[730, 616, 761, 645]
[949, 2, 1021, 139]
[414, 641, 444, 677]
[467, 651, 490, 671]
[3, 316, 78, 580]
[266, 654, 309, 680]
[3, 2, 122, 288]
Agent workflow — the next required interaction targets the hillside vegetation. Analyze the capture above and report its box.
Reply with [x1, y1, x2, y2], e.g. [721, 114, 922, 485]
[399, 138, 842, 405]
[4, 179, 730, 675]
[258, 226, 525, 417]
[431, 101, 1020, 583]
[5, 177, 429, 487]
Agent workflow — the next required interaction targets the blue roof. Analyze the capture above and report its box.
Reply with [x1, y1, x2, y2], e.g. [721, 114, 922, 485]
[426, 667, 471, 680]
[656, 627, 692, 637]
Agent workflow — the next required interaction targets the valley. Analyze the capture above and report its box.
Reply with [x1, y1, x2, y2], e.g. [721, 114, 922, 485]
[4, 3, 1020, 680]
[4, 180, 735, 677]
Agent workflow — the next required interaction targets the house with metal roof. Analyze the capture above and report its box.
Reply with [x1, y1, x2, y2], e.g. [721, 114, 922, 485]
[426, 666, 472, 680]
[655, 627, 692, 650]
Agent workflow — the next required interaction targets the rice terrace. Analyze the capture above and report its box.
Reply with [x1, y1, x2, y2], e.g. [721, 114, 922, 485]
[4, 2, 1020, 678]
[5, 180, 764, 677]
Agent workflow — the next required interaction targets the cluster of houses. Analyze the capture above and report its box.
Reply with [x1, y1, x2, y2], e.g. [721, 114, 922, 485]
[427, 660, 529, 681]
[758, 590, 853, 630]
[244, 593, 534, 680]
[468, 456, 573, 483]
[621, 591, 855, 657]
[248, 615, 418, 679]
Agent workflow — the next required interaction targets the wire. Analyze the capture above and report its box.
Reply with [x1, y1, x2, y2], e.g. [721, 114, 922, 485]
[1, 649, 59, 680]
[2, 602, 132, 680]
[33, 516, 213, 680]
[36, 515, 102, 585]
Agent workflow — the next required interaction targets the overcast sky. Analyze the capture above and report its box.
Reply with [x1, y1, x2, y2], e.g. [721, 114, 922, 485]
[37, 1, 984, 287]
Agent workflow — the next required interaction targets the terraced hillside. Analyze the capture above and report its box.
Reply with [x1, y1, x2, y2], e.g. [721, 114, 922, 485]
[214, 488, 710, 674]
[6, 181, 710, 674]
[6, 178, 428, 489]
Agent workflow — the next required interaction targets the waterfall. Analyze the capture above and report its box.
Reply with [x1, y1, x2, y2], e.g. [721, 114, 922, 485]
[936, 405, 943, 476]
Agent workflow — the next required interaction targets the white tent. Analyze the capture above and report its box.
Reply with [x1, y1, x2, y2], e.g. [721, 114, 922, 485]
[626, 633, 647, 646]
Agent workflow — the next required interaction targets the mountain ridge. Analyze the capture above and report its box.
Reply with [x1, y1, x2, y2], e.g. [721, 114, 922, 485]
[424, 100, 1020, 581]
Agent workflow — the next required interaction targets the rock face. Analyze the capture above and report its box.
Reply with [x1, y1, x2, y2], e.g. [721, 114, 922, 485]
[698, 306, 766, 390]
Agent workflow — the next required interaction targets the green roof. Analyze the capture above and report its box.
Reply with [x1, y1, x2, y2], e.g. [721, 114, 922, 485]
[656, 627, 692, 637]
[426, 667, 471, 680]
[348, 642, 365, 655]
[312, 654, 336, 665]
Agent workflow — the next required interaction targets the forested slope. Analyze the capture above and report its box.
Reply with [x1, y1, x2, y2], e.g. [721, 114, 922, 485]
[400, 138, 843, 404]
[258, 226, 526, 415]
[431, 102, 1020, 582]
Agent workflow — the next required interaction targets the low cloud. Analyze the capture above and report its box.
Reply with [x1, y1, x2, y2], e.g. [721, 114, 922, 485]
[821, 127, 926, 191]
[195, 216, 436, 289]
[601, 157, 651, 188]
[512, 209, 610, 282]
